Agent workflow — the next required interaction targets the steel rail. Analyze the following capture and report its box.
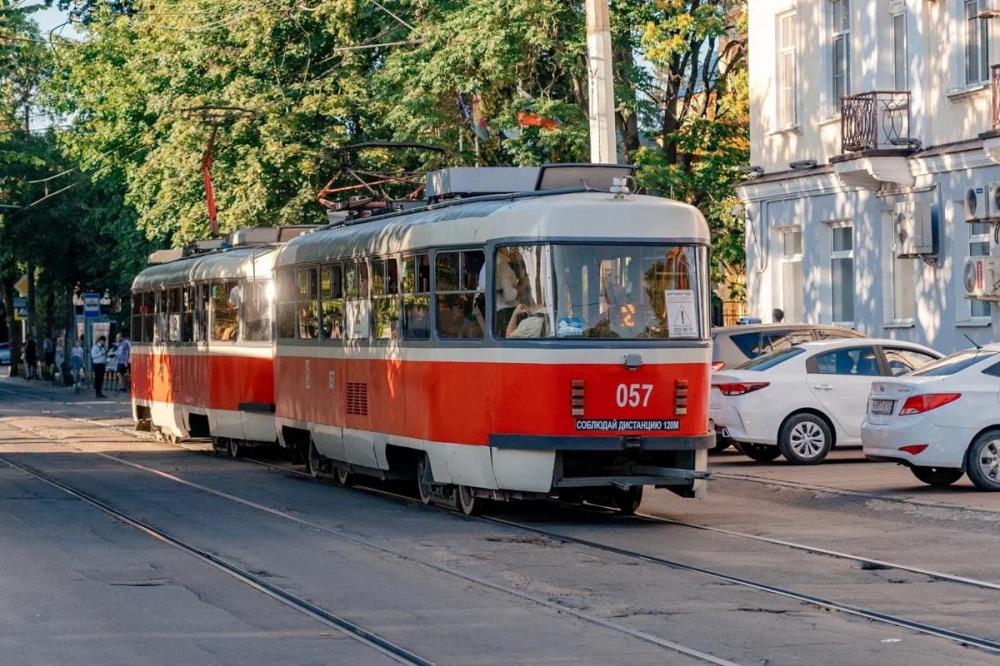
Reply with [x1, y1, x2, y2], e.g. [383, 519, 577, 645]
[0, 454, 434, 666]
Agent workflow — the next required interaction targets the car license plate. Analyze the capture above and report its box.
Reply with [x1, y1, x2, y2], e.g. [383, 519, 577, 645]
[871, 399, 895, 415]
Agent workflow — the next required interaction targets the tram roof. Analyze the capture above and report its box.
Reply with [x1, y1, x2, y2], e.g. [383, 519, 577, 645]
[275, 191, 709, 269]
[132, 245, 279, 291]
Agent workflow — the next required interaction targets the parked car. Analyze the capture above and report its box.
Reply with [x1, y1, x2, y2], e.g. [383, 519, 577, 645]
[0, 342, 9, 365]
[711, 323, 864, 371]
[863, 345, 1000, 490]
[711, 338, 942, 464]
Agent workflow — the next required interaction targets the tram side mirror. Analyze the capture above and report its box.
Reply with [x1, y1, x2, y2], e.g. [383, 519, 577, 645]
[624, 354, 642, 371]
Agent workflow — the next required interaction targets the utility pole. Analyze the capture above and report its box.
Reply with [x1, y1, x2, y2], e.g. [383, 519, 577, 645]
[585, 0, 618, 164]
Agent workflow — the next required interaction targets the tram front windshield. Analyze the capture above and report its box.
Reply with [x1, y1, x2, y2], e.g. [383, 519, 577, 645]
[494, 244, 707, 340]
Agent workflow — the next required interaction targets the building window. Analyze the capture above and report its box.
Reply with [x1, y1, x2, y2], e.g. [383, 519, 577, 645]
[780, 228, 803, 323]
[831, 224, 854, 324]
[777, 10, 797, 127]
[893, 11, 907, 90]
[830, 0, 851, 103]
[970, 222, 992, 317]
[965, 0, 989, 85]
[887, 218, 916, 323]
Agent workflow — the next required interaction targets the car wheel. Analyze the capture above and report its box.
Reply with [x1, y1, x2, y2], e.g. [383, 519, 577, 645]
[778, 414, 833, 465]
[966, 431, 1000, 491]
[910, 465, 964, 488]
[735, 442, 781, 463]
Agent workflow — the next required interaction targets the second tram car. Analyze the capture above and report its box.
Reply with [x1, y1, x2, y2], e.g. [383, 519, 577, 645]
[271, 165, 714, 514]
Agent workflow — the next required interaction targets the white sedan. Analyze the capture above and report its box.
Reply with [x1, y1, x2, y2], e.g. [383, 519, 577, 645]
[863, 345, 1000, 490]
[711, 338, 941, 464]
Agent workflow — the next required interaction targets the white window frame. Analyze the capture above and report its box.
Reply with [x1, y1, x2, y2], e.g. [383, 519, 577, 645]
[892, 10, 908, 91]
[964, 0, 990, 85]
[779, 227, 804, 323]
[830, 221, 855, 327]
[884, 213, 916, 326]
[830, 0, 851, 106]
[969, 222, 992, 319]
[776, 9, 798, 129]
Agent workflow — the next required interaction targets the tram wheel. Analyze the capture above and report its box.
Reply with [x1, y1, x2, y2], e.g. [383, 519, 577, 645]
[307, 440, 323, 480]
[416, 455, 433, 505]
[228, 438, 241, 459]
[457, 485, 479, 516]
[612, 486, 643, 515]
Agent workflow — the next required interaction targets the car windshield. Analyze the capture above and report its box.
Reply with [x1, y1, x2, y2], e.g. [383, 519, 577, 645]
[494, 243, 708, 340]
[909, 349, 997, 376]
[737, 346, 805, 371]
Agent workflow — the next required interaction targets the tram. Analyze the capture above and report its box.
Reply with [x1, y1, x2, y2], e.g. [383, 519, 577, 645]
[130, 227, 312, 456]
[271, 164, 714, 514]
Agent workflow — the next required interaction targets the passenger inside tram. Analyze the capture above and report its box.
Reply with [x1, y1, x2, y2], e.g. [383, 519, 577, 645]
[438, 294, 484, 338]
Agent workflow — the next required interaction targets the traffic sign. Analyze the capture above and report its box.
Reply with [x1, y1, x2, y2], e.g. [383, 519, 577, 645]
[14, 307, 27, 321]
[12, 297, 26, 309]
[83, 292, 101, 319]
[13, 274, 28, 297]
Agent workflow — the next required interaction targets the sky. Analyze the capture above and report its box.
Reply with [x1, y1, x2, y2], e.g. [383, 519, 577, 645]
[24, 2, 80, 40]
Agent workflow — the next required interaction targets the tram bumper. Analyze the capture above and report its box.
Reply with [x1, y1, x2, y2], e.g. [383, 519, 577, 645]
[489, 433, 713, 499]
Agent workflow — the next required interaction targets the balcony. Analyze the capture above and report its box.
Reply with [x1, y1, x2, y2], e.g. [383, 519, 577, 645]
[832, 91, 915, 189]
[840, 91, 913, 153]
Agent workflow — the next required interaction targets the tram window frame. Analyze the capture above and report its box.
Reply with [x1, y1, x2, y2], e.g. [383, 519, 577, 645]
[181, 286, 195, 343]
[210, 280, 240, 342]
[131, 293, 143, 342]
[320, 263, 344, 341]
[241, 280, 272, 342]
[295, 267, 319, 340]
[344, 259, 371, 341]
[194, 283, 210, 343]
[154, 290, 167, 343]
[166, 287, 183, 342]
[402, 254, 431, 340]
[371, 256, 401, 341]
[141, 291, 154, 342]
[276, 270, 297, 340]
[434, 249, 485, 340]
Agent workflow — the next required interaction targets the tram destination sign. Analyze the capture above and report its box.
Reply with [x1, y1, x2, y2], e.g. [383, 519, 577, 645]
[575, 419, 680, 432]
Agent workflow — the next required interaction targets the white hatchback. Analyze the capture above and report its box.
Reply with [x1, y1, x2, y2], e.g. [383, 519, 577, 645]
[863, 345, 1000, 490]
[711, 338, 941, 464]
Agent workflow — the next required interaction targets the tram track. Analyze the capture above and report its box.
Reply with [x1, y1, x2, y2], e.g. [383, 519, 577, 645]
[6, 386, 1000, 657]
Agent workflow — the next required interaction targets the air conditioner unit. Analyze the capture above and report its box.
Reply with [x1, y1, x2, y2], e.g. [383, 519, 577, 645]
[966, 186, 990, 223]
[963, 256, 1000, 301]
[894, 202, 934, 257]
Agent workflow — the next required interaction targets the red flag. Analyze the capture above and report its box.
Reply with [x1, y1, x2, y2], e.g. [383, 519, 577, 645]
[517, 111, 560, 132]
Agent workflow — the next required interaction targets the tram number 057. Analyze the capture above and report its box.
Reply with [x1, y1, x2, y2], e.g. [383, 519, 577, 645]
[615, 383, 653, 408]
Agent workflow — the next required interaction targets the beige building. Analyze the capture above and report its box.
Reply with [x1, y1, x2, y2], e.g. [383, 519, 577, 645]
[739, 0, 1000, 351]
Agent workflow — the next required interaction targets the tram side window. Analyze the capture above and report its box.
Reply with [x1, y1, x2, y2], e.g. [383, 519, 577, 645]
[402, 254, 431, 340]
[371, 257, 400, 340]
[181, 287, 195, 342]
[296, 268, 319, 339]
[211, 280, 240, 341]
[194, 283, 210, 342]
[166, 288, 182, 342]
[320, 264, 344, 340]
[242, 280, 272, 341]
[154, 291, 166, 343]
[344, 260, 371, 340]
[435, 250, 485, 340]
[131, 293, 143, 342]
[141, 291, 154, 342]
[276, 271, 297, 339]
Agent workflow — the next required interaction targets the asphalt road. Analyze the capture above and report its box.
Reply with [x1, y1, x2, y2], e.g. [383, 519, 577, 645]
[1, 376, 998, 665]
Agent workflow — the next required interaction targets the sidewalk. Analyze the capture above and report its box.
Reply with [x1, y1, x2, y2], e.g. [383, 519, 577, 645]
[0, 367, 132, 419]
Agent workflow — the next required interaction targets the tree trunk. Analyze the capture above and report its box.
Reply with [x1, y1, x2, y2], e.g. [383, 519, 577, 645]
[26, 261, 36, 340]
[62, 286, 75, 385]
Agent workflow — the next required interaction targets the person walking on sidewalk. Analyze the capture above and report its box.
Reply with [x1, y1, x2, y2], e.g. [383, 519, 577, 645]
[115, 332, 131, 393]
[91, 335, 108, 398]
[24, 335, 38, 380]
[42, 337, 54, 380]
[70, 337, 84, 392]
[54, 336, 65, 384]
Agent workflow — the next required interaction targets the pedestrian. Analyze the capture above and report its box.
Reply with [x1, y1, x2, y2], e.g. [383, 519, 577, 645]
[43, 336, 54, 380]
[91, 335, 108, 398]
[115, 332, 131, 393]
[54, 336, 65, 383]
[24, 335, 37, 380]
[70, 337, 84, 392]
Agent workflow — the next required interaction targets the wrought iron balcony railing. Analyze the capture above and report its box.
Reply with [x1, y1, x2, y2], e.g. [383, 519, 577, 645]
[840, 91, 912, 153]
[992, 64, 1000, 131]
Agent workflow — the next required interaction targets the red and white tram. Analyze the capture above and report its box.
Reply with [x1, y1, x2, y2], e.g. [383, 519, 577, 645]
[130, 228, 311, 456]
[271, 165, 714, 514]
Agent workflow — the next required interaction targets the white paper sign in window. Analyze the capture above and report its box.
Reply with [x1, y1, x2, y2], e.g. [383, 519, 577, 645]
[665, 290, 696, 338]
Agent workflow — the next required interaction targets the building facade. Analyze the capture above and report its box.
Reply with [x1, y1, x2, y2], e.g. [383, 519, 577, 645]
[740, 0, 1000, 352]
